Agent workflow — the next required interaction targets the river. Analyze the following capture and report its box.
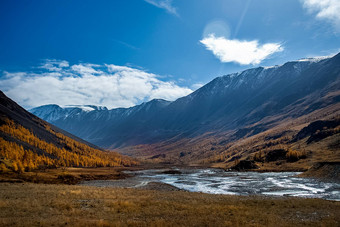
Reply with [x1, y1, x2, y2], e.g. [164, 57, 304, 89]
[80, 168, 340, 201]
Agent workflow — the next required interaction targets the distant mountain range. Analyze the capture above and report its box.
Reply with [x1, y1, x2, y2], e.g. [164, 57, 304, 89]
[30, 53, 340, 167]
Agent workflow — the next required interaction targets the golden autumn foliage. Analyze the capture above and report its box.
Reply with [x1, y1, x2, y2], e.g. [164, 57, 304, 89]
[286, 149, 307, 162]
[0, 119, 137, 172]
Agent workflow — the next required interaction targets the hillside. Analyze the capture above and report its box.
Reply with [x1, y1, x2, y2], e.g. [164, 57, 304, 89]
[125, 107, 339, 171]
[0, 91, 137, 173]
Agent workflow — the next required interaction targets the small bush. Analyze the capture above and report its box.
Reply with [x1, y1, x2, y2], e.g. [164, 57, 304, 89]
[286, 149, 306, 162]
[253, 151, 264, 162]
[265, 149, 287, 162]
[0, 163, 9, 173]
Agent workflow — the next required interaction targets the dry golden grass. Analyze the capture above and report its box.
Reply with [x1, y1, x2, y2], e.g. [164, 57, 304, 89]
[0, 167, 142, 185]
[0, 182, 339, 226]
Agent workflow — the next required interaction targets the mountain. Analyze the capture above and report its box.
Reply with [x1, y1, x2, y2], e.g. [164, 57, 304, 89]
[31, 54, 340, 168]
[0, 91, 136, 173]
[31, 99, 171, 147]
[30, 104, 108, 122]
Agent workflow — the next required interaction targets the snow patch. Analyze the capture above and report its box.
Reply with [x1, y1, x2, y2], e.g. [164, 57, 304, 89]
[296, 55, 332, 63]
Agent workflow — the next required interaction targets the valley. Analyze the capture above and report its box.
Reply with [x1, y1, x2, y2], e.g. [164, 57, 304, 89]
[1, 54, 339, 226]
[1, 1, 340, 225]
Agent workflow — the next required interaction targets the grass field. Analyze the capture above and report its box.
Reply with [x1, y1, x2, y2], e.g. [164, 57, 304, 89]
[0, 182, 339, 226]
[0, 167, 140, 184]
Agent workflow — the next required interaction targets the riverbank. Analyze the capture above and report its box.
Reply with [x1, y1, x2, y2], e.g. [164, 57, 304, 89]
[0, 166, 141, 185]
[2, 160, 338, 186]
[0, 164, 201, 185]
[0, 182, 339, 226]
[299, 162, 340, 183]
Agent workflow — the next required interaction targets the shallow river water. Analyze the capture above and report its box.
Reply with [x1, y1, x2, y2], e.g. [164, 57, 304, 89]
[81, 168, 340, 201]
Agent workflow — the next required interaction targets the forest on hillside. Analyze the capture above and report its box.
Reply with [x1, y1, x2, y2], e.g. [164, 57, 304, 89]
[0, 118, 137, 173]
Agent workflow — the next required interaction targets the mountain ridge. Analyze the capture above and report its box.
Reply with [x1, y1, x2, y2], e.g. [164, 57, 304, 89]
[30, 54, 336, 114]
[30, 53, 340, 166]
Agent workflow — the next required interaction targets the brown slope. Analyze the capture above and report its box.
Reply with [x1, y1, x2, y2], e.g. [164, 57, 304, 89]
[0, 91, 137, 173]
[118, 93, 340, 171]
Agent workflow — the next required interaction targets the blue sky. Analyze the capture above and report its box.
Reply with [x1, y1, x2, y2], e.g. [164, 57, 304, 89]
[0, 0, 339, 109]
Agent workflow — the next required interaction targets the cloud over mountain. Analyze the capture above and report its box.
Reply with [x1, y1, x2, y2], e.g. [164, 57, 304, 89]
[200, 35, 283, 65]
[0, 60, 192, 109]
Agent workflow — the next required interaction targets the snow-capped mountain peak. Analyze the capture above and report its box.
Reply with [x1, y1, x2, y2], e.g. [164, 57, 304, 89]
[60, 105, 108, 112]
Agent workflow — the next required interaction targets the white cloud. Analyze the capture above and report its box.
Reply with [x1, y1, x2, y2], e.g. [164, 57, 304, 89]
[144, 0, 178, 16]
[39, 59, 69, 71]
[71, 64, 102, 75]
[0, 60, 192, 109]
[302, 0, 340, 31]
[200, 34, 283, 65]
[107, 64, 137, 73]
